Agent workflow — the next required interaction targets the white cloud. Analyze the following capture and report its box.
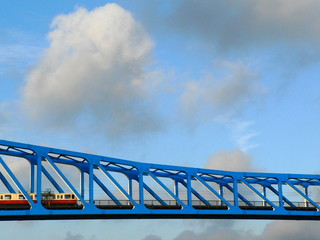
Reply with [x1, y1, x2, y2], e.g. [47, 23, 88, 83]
[23, 3, 162, 139]
[205, 149, 260, 172]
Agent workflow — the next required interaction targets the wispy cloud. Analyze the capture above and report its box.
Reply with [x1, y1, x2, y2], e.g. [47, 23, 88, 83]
[0, 29, 44, 76]
[230, 121, 260, 152]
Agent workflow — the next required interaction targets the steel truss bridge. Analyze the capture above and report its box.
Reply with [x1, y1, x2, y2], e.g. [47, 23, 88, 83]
[0, 140, 320, 220]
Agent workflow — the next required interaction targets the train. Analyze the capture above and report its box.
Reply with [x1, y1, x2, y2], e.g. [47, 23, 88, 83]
[0, 192, 79, 209]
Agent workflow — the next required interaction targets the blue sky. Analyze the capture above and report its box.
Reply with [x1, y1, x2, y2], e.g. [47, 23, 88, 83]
[1, 0, 320, 239]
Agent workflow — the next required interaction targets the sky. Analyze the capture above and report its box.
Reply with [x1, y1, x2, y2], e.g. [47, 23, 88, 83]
[1, 0, 320, 239]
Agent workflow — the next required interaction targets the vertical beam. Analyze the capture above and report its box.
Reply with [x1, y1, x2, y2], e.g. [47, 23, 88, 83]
[233, 179, 239, 207]
[278, 180, 283, 208]
[219, 184, 224, 205]
[128, 178, 133, 196]
[262, 186, 267, 207]
[30, 163, 35, 193]
[80, 170, 85, 199]
[187, 174, 192, 206]
[89, 163, 94, 204]
[139, 171, 144, 205]
[174, 180, 179, 198]
[305, 186, 309, 207]
[36, 155, 42, 204]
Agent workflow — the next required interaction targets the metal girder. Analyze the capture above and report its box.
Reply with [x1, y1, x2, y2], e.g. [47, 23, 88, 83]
[0, 139, 320, 220]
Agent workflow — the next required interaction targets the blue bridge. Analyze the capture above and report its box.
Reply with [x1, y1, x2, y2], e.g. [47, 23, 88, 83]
[0, 139, 320, 221]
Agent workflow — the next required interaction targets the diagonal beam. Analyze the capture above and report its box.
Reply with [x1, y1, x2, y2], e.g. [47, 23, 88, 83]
[45, 156, 86, 204]
[148, 172, 187, 207]
[93, 175, 121, 205]
[242, 179, 278, 209]
[268, 185, 296, 207]
[97, 164, 137, 205]
[42, 167, 64, 193]
[179, 179, 211, 206]
[194, 175, 233, 208]
[0, 171, 15, 193]
[225, 183, 253, 207]
[286, 182, 320, 209]
[143, 182, 167, 206]
[0, 156, 35, 207]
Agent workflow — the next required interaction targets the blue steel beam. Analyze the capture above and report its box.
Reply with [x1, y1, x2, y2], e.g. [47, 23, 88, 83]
[0, 172, 15, 193]
[0, 139, 320, 220]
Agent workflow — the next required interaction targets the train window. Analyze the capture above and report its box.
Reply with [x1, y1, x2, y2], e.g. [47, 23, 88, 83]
[19, 195, 25, 199]
[4, 195, 11, 200]
[0, 196, 2, 200]
[72, 194, 75, 199]
[65, 194, 71, 199]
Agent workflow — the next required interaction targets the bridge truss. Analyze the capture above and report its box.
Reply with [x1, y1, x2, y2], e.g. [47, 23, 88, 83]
[0, 139, 320, 220]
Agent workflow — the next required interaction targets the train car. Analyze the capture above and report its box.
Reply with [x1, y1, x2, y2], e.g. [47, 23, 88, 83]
[0, 192, 79, 210]
[41, 192, 78, 207]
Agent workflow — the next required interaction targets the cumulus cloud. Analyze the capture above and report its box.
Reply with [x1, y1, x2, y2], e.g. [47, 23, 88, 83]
[205, 149, 259, 172]
[23, 3, 162, 139]
[180, 62, 266, 124]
